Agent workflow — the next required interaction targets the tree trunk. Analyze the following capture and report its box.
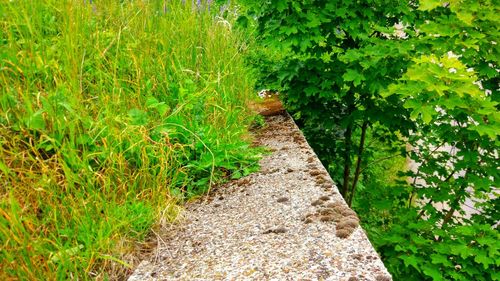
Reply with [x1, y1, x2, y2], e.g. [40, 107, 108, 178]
[441, 169, 470, 228]
[416, 169, 456, 220]
[347, 121, 368, 206]
[341, 123, 353, 197]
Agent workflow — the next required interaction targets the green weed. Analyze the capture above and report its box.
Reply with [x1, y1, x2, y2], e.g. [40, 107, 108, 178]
[0, 0, 260, 279]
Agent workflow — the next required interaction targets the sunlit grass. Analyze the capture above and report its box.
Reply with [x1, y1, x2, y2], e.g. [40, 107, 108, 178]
[0, 0, 259, 279]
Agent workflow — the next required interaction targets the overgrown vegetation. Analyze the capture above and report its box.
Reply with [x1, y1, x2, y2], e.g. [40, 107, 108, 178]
[244, 0, 499, 280]
[0, 0, 260, 279]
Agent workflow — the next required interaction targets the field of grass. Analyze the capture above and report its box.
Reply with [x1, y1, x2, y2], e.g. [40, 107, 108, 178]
[0, 0, 260, 279]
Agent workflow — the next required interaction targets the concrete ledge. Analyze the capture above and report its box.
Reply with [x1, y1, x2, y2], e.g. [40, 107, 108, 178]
[129, 113, 391, 281]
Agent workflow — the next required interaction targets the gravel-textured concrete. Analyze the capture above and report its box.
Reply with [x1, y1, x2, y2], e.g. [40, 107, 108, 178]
[128, 113, 391, 281]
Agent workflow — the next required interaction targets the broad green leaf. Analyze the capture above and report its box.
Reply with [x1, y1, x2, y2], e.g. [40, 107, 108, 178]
[450, 244, 473, 259]
[474, 253, 494, 269]
[492, 271, 500, 281]
[419, 0, 444, 11]
[402, 255, 421, 270]
[430, 254, 452, 266]
[455, 10, 475, 25]
[275, 0, 287, 12]
[471, 124, 499, 139]
[342, 69, 364, 86]
[27, 110, 46, 130]
[403, 99, 421, 109]
[145, 97, 160, 107]
[423, 265, 445, 281]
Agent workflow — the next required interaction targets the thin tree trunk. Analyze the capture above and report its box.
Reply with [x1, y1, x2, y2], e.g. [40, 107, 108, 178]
[341, 123, 353, 197]
[441, 169, 470, 228]
[407, 141, 446, 208]
[347, 121, 368, 206]
[416, 169, 456, 220]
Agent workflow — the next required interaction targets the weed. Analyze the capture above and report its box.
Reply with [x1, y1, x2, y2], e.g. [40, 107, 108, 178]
[0, 0, 260, 279]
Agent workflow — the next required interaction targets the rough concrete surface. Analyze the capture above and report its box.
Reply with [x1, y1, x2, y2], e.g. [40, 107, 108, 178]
[128, 113, 391, 281]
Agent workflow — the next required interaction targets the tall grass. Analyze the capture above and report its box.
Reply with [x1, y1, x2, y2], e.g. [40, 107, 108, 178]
[0, 0, 259, 279]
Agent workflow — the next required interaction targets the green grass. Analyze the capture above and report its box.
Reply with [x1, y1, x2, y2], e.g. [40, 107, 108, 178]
[0, 0, 260, 279]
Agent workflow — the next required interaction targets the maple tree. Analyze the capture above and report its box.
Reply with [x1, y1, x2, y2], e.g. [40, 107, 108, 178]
[243, 0, 499, 279]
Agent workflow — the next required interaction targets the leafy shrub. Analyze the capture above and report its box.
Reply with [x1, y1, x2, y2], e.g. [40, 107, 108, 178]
[244, 0, 499, 280]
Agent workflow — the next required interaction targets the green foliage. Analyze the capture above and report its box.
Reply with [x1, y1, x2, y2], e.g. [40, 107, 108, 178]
[0, 0, 260, 279]
[374, 2, 499, 279]
[358, 178, 500, 281]
[246, 0, 499, 280]
[243, 0, 418, 204]
[376, 209, 500, 281]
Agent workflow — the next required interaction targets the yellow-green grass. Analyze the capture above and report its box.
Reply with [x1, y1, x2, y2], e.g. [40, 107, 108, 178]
[0, 0, 259, 279]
